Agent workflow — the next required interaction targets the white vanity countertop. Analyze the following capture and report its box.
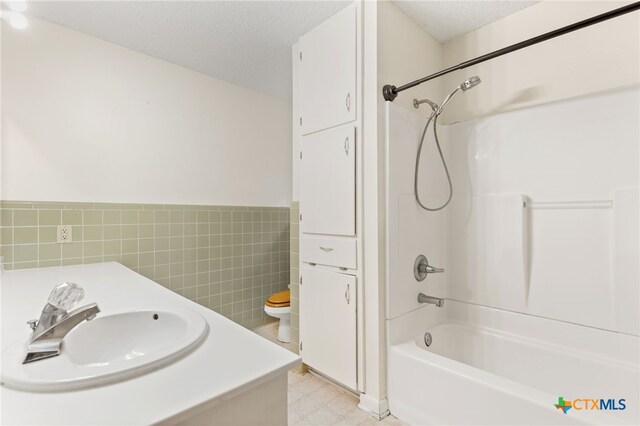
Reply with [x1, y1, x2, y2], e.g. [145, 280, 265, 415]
[0, 262, 300, 425]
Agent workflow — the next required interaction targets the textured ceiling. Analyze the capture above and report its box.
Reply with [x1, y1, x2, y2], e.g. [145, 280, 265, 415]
[393, 0, 539, 43]
[25, 1, 538, 100]
[26, 1, 351, 100]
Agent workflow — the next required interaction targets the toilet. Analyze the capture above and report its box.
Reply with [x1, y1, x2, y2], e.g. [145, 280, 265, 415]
[264, 289, 291, 343]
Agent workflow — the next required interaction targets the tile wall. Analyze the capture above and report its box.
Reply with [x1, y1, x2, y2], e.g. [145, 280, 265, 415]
[0, 200, 289, 328]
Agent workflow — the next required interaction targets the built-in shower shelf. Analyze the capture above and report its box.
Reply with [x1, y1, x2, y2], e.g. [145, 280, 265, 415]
[524, 200, 613, 209]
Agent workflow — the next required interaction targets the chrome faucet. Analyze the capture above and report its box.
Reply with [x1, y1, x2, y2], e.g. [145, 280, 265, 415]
[23, 282, 100, 364]
[414, 255, 444, 281]
[418, 293, 444, 308]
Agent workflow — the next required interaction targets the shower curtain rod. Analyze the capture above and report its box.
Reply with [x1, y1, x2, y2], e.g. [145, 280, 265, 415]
[382, 1, 640, 102]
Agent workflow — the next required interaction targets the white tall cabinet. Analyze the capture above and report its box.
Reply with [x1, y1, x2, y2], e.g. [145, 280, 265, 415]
[299, 6, 357, 135]
[299, 267, 357, 390]
[295, 2, 363, 394]
[300, 124, 356, 236]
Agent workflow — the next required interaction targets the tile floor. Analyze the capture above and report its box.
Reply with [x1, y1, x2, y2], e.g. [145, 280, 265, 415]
[253, 320, 290, 349]
[253, 321, 405, 426]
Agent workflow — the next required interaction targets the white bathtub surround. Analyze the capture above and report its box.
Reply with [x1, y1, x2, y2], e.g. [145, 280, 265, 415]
[384, 101, 449, 320]
[385, 86, 639, 425]
[0, 262, 300, 425]
[386, 87, 640, 332]
[444, 87, 640, 335]
[388, 300, 639, 425]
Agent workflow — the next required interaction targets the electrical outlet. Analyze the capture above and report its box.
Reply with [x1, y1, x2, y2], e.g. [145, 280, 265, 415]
[57, 225, 73, 244]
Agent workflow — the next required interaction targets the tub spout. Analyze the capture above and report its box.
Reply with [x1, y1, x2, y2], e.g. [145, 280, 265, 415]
[418, 293, 444, 307]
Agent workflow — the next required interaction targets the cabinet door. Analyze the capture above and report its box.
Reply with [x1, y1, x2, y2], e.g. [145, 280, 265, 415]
[300, 125, 355, 236]
[300, 267, 357, 390]
[299, 5, 356, 135]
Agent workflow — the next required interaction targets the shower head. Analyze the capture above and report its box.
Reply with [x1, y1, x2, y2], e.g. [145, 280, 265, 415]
[437, 76, 482, 115]
[460, 76, 481, 92]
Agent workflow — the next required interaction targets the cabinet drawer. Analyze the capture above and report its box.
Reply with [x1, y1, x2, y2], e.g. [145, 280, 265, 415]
[301, 237, 356, 270]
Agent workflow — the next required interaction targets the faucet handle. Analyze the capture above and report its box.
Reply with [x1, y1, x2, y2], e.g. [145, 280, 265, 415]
[414, 255, 445, 282]
[26, 319, 38, 331]
[47, 282, 84, 310]
[424, 265, 445, 274]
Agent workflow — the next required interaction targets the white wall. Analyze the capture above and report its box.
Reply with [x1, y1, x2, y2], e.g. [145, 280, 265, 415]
[442, 0, 640, 123]
[377, 0, 443, 113]
[291, 44, 300, 202]
[1, 17, 292, 206]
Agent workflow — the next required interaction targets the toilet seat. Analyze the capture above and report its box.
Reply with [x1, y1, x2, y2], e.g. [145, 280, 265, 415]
[265, 289, 290, 307]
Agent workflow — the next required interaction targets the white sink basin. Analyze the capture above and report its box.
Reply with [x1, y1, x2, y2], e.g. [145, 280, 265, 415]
[1, 308, 208, 391]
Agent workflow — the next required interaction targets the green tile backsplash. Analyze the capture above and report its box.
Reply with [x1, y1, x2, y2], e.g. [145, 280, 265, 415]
[0, 200, 290, 329]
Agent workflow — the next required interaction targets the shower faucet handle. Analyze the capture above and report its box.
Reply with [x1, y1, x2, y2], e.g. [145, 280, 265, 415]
[424, 264, 445, 274]
[414, 255, 444, 282]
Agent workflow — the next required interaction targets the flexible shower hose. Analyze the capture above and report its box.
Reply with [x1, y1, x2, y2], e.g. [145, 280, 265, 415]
[414, 113, 453, 211]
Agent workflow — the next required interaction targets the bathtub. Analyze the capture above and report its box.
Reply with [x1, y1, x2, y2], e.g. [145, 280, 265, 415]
[387, 300, 639, 425]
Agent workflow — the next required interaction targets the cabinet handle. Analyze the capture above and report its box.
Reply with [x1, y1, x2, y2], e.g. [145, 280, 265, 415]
[346, 93, 351, 112]
[345, 284, 350, 304]
[319, 246, 334, 252]
[344, 138, 349, 155]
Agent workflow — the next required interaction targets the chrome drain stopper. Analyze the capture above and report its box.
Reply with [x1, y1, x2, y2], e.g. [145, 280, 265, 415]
[424, 332, 432, 347]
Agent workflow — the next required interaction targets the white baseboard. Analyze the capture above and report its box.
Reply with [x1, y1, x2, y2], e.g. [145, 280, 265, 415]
[358, 394, 390, 420]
